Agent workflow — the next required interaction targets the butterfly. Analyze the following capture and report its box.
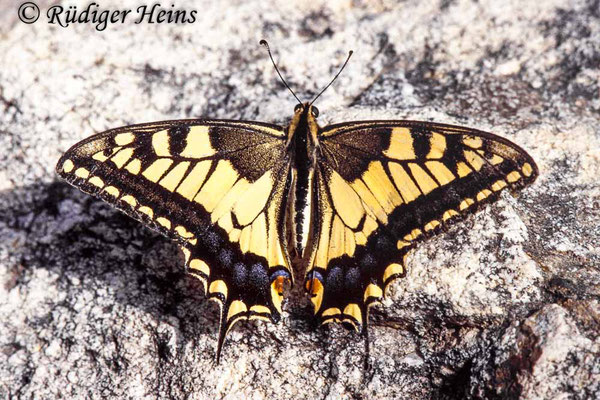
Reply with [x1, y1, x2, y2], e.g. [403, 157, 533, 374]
[56, 41, 538, 361]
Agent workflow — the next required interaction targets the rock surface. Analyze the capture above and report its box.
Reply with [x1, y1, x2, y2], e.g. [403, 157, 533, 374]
[1, 0, 599, 399]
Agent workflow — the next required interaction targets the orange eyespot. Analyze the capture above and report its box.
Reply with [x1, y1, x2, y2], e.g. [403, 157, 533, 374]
[305, 278, 323, 295]
[274, 275, 286, 295]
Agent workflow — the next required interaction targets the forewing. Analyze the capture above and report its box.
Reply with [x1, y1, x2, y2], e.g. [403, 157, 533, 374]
[308, 120, 538, 328]
[56, 119, 292, 359]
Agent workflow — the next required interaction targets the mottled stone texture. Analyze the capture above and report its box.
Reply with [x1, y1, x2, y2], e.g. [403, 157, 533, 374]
[1, 0, 598, 399]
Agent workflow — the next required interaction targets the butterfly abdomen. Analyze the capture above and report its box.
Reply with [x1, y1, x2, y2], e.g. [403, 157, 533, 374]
[288, 109, 316, 257]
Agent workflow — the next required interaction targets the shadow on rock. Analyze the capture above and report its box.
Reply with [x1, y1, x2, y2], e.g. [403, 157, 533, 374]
[1, 180, 222, 345]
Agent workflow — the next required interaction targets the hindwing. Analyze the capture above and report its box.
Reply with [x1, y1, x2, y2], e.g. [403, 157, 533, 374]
[306, 120, 538, 327]
[56, 119, 292, 359]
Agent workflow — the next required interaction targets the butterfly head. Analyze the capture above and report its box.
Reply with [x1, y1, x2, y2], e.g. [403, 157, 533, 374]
[294, 102, 319, 118]
[288, 102, 320, 149]
[260, 39, 350, 123]
[260, 40, 351, 151]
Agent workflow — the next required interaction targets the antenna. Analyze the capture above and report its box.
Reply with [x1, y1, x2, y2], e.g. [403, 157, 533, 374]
[310, 50, 353, 105]
[260, 40, 302, 105]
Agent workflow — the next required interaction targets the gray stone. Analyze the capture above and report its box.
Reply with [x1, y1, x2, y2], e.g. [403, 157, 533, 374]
[1, 0, 598, 398]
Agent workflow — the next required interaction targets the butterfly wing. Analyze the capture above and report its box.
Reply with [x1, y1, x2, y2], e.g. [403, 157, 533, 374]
[56, 119, 292, 359]
[307, 120, 537, 328]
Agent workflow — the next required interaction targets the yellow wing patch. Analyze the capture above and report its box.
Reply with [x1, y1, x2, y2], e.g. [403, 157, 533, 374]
[142, 158, 174, 182]
[384, 127, 415, 159]
[362, 161, 403, 213]
[196, 160, 238, 212]
[180, 126, 215, 158]
[177, 161, 211, 200]
[329, 170, 364, 229]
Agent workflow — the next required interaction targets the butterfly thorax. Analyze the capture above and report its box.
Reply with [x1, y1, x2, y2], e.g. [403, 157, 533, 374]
[286, 103, 320, 259]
